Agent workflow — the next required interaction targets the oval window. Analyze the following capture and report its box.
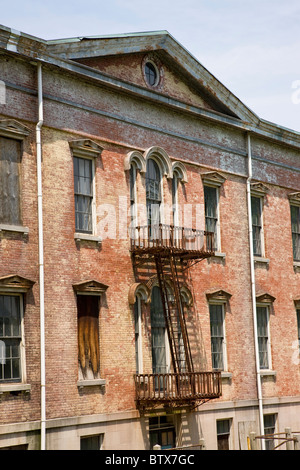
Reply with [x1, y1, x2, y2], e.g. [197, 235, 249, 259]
[145, 62, 159, 87]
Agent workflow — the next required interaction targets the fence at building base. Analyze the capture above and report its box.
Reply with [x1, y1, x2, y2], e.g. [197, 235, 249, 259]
[249, 428, 300, 450]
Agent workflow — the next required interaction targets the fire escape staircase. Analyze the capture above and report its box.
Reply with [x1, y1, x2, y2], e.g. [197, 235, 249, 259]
[131, 224, 222, 411]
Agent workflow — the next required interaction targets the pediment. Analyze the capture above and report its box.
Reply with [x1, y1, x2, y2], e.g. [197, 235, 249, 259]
[256, 292, 276, 303]
[250, 182, 269, 196]
[47, 32, 259, 123]
[288, 192, 300, 205]
[206, 289, 232, 302]
[0, 119, 30, 139]
[0, 274, 35, 292]
[72, 279, 108, 295]
[201, 171, 227, 187]
[69, 139, 103, 158]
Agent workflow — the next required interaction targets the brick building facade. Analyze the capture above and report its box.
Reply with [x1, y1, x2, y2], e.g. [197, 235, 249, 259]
[0, 25, 299, 450]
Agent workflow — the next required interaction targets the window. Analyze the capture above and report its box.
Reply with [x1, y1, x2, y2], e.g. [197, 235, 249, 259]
[210, 304, 225, 371]
[0, 137, 22, 226]
[264, 414, 276, 450]
[216, 419, 231, 450]
[80, 434, 103, 450]
[144, 62, 159, 87]
[77, 295, 101, 380]
[73, 156, 94, 234]
[297, 309, 300, 354]
[134, 296, 143, 374]
[146, 159, 161, 228]
[130, 163, 137, 226]
[291, 205, 300, 261]
[0, 295, 23, 383]
[150, 286, 167, 375]
[149, 416, 175, 450]
[256, 306, 271, 369]
[251, 196, 264, 257]
[204, 186, 219, 251]
[172, 172, 179, 227]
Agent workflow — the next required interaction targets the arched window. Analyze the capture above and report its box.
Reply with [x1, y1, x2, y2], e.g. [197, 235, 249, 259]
[129, 162, 137, 226]
[150, 286, 167, 375]
[146, 159, 161, 228]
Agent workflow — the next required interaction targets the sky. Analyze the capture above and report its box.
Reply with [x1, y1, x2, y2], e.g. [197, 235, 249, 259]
[1, 0, 300, 132]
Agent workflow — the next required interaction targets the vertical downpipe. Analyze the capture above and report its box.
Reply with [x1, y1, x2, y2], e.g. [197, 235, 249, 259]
[246, 133, 265, 450]
[36, 63, 46, 450]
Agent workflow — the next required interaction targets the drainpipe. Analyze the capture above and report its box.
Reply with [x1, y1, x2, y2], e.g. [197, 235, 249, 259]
[246, 133, 265, 450]
[36, 62, 46, 450]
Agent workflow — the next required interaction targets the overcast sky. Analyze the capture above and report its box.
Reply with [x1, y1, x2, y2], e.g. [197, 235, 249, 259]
[2, 0, 300, 132]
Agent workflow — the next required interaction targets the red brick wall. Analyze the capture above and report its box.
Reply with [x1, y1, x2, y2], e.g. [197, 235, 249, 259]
[0, 52, 299, 426]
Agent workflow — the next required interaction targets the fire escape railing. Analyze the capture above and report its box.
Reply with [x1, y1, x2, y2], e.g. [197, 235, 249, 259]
[130, 224, 214, 256]
[135, 371, 221, 407]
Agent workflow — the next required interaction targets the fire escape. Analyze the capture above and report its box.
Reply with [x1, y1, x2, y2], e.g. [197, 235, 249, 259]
[131, 224, 222, 412]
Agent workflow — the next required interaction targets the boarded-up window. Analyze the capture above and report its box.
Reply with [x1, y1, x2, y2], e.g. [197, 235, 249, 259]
[77, 295, 100, 380]
[0, 137, 22, 225]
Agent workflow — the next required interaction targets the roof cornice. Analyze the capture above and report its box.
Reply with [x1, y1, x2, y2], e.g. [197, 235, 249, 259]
[1, 25, 300, 150]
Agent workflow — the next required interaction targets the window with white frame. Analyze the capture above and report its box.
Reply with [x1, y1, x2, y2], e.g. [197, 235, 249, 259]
[70, 139, 103, 237]
[130, 162, 137, 226]
[134, 295, 143, 375]
[296, 308, 300, 355]
[251, 195, 264, 257]
[209, 303, 226, 371]
[73, 156, 94, 234]
[0, 294, 24, 383]
[146, 159, 161, 228]
[202, 172, 226, 253]
[256, 305, 271, 370]
[291, 204, 300, 262]
[204, 186, 219, 251]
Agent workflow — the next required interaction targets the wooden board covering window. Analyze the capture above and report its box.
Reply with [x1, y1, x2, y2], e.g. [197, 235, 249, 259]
[0, 137, 21, 225]
[77, 295, 100, 378]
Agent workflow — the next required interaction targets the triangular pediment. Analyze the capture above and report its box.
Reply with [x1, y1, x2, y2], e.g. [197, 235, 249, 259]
[206, 289, 232, 302]
[201, 171, 227, 187]
[73, 280, 108, 294]
[0, 119, 30, 139]
[256, 292, 276, 303]
[47, 32, 259, 123]
[0, 274, 35, 292]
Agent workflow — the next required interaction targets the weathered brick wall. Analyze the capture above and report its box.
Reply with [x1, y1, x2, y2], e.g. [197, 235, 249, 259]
[0, 49, 299, 426]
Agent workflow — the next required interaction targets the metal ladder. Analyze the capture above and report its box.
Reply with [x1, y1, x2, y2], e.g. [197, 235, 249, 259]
[155, 252, 194, 374]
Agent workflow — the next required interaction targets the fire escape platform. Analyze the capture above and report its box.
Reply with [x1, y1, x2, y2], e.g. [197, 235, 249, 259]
[130, 224, 222, 411]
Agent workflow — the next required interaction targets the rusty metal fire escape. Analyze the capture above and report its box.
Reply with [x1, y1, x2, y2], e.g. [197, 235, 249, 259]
[131, 224, 222, 411]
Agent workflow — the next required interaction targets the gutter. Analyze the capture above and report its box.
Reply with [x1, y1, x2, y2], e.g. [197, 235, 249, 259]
[36, 62, 46, 450]
[246, 133, 265, 450]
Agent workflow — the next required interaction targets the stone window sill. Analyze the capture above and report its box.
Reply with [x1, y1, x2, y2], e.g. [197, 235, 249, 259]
[0, 224, 29, 234]
[0, 383, 31, 394]
[254, 256, 269, 265]
[212, 252, 226, 259]
[220, 371, 232, 380]
[77, 379, 106, 389]
[259, 369, 276, 377]
[293, 262, 300, 272]
[74, 233, 102, 244]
